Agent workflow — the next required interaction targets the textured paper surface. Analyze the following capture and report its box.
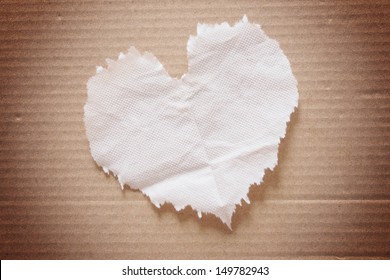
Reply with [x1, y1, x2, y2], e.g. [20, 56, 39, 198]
[84, 16, 298, 227]
[1, 0, 390, 260]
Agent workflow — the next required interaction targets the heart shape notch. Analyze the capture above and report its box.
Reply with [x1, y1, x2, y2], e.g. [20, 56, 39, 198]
[84, 16, 298, 228]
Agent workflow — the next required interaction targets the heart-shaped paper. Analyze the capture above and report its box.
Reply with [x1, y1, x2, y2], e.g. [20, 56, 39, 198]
[84, 16, 298, 228]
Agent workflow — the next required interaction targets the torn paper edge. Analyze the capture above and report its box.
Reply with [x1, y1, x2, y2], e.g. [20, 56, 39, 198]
[85, 15, 299, 230]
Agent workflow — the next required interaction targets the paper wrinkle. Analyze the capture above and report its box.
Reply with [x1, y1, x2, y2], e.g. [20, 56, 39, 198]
[84, 16, 299, 228]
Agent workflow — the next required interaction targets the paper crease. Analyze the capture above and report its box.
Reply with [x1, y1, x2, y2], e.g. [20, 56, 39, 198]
[84, 16, 299, 228]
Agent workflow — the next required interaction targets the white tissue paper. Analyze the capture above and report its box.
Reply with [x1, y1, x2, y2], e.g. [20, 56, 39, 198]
[84, 16, 298, 228]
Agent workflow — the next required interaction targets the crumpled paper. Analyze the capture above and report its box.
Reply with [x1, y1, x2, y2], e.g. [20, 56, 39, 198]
[84, 16, 298, 228]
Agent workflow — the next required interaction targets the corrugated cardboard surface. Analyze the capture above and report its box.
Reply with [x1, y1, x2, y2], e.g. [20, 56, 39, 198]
[0, 0, 389, 259]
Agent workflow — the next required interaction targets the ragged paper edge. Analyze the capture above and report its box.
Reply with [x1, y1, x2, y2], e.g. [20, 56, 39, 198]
[94, 47, 171, 79]
[96, 106, 298, 230]
[188, 16, 259, 46]
[86, 15, 299, 230]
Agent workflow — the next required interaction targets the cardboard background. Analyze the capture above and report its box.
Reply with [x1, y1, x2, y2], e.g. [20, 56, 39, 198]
[0, 0, 389, 259]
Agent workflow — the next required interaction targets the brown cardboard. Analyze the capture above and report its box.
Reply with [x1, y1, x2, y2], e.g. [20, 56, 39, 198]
[0, 0, 389, 259]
